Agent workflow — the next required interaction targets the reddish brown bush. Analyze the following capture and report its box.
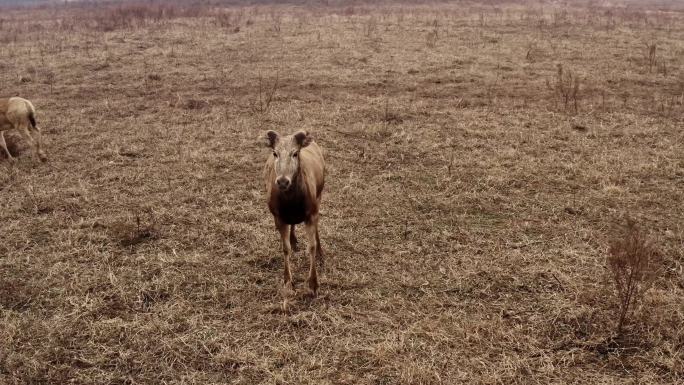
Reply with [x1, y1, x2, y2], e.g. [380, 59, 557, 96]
[607, 220, 662, 336]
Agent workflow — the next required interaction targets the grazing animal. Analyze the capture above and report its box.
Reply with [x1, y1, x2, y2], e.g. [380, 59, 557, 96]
[0, 97, 47, 162]
[264, 130, 325, 310]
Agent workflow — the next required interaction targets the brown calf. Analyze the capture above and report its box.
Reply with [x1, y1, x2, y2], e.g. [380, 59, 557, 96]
[263, 130, 325, 310]
[0, 97, 47, 162]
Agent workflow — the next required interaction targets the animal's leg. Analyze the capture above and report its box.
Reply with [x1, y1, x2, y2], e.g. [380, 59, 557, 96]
[28, 124, 47, 162]
[290, 225, 298, 252]
[276, 219, 295, 310]
[315, 196, 323, 266]
[0, 131, 14, 161]
[17, 123, 37, 160]
[304, 215, 319, 297]
[316, 228, 324, 268]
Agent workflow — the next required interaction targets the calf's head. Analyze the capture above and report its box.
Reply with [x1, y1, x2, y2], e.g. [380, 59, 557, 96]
[265, 130, 312, 191]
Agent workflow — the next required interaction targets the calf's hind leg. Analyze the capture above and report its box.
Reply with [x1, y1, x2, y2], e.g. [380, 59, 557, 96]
[18, 123, 46, 162]
[29, 124, 47, 162]
[314, 196, 323, 265]
[290, 225, 298, 251]
[16, 123, 38, 160]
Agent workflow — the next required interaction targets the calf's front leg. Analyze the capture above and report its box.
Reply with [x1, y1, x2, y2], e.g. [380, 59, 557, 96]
[276, 219, 295, 310]
[0, 131, 14, 161]
[304, 215, 320, 297]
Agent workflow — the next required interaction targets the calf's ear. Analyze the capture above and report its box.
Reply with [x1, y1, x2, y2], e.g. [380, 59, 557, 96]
[264, 130, 279, 148]
[293, 130, 312, 148]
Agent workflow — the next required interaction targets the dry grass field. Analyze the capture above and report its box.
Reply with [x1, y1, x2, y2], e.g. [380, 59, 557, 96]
[1, 0, 683, 384]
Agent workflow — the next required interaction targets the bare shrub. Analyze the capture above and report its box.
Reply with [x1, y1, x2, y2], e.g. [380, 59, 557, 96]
[44, 69, 56, 94]
[0, 28, 18, 44]
[110, 213, 158, 247]
[425, 30, 437, 48]
[363, 16, 377, 38]
[657, 60, 667, 76]
[524, 40, 542, 62]
[646, 43, 657, 73]
[215, 11, 234, 28]
[251, 72, 279, 115]
[215, 9, 242, 32]
[485, 64, 502, 106]
[607, 220, 662, 336]
[92, 5, 157, 31]
[546, 63, 580, 113]
[90, 2, 205, 32]
[181, 98, 209, 110]
[425, 21, 438, 48]
[382, 98, 402, 124]
[269, 11, 282, 34]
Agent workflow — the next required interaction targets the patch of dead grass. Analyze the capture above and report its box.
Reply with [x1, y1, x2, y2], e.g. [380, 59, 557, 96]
[0, 1, 683, 384]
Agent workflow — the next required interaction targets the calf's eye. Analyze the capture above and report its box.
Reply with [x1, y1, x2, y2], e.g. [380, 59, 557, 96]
[293, 152, 298, 158]
[273, 152, 278, 158]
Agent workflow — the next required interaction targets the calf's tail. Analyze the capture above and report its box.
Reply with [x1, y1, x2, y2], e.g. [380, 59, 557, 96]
[28, 111, 37, 129]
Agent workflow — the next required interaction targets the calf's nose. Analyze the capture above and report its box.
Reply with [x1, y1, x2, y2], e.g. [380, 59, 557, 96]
[277, 177, 291, 190]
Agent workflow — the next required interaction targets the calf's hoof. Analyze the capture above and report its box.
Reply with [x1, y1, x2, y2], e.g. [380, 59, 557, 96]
[280, 281, 296, 312]
[280, 281, 295, 299]
[303, 288, 317, 299]
[304, 279, 318, 298]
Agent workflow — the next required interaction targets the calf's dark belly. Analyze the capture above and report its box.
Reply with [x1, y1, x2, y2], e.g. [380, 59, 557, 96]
[279, 204, 308, 224]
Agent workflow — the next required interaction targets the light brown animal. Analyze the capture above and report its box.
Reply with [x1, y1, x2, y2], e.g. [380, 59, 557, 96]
[264, 130, 325, 310]
[0, 97, 47, 162]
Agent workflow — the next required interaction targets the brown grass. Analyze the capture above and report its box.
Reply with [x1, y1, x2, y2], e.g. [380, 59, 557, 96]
[0, 0, 683, 384]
